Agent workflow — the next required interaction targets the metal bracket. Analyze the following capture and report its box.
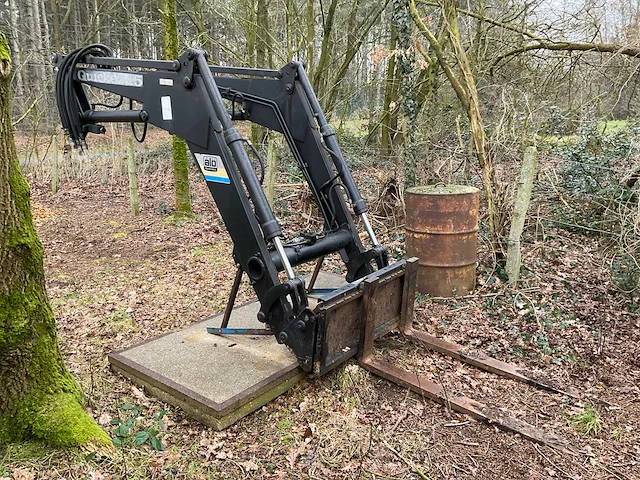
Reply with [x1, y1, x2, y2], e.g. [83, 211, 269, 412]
[345, 245, 389, 282]
[258, 277, 307, 325]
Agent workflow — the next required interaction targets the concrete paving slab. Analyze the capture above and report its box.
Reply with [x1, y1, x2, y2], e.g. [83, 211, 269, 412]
[108, 272, 344, 429]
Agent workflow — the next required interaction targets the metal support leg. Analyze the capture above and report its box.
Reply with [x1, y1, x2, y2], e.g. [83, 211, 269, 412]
[306, 256, 324, 294]
[208, 264, 272, 336]
[221, 265, 244, 328]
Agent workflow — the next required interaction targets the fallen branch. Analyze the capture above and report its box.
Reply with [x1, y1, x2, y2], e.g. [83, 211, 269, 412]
[382, 438, 430, 480]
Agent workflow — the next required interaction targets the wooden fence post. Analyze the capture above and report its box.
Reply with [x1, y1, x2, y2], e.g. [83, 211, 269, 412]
[506, 146, 537, 283]
[128, 137, 140, 215]
[51, 134, 59, 194]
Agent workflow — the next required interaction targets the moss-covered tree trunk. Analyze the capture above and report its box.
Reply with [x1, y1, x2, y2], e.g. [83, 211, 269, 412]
[0, 31, 109, 446]
[161, 0, 192, 215]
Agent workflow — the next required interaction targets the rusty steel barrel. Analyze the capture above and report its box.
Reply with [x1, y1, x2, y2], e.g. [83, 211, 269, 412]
[405, 185, 479, 297]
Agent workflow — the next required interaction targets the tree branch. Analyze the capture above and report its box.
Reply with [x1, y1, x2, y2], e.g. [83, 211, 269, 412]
[409, 0, 469, 110]
[12, 93, 43, 127]
[494, 41, 640, 69]
[416, 0, 541, 41]
[414, 0, 640, 69]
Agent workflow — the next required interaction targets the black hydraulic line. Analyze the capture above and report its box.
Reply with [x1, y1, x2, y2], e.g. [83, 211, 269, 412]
[326, 182, 349, 228]
[193, 49, 282, 241]
[129, 98, 148, 142]
[81, 109, 149, 123]
[293, 62, 367, 215]
[55, 44, 114, 148]
[92, 96, 123, 109]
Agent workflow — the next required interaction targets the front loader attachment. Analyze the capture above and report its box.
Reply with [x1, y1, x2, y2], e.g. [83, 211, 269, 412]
[312, 258, 415, 375]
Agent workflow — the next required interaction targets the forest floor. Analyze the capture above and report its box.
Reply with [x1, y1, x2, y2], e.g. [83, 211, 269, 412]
[2, 138, 640, 479]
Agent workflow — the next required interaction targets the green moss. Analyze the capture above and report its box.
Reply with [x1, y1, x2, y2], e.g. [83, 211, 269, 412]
[0, 31, 10, 64]
[172, 135, 192, 214]
[406, 184, 478, 195]
[159, 2, 192, 214]
[0, 300, 111, 446]
[163, 211, 196, 226]
[161, 0, 179, 59]
[27, 392, 111, 446]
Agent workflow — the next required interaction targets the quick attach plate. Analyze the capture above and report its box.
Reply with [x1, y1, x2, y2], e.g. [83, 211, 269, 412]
[311, 259, 412, 376]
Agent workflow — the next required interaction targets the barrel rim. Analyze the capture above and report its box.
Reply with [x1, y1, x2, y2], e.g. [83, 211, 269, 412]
[406, 184, 479, 195]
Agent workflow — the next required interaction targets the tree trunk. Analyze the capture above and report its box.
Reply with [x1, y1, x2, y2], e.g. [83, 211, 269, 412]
[161, 0, 192, 215]
[313, 0, 338, 96]
[25, 0, 44, 87]
[129, 0, 140, 58]
[39, 0, 50, 57]
[209, 14, 220, 64]
[367, 61, 381, 142]
[381, 24, 398, 157]
[0, 31, 109, 447]
[256, 0, 272, 68]
[51, 134, 59, 194]
[265, 134, 277, 207]
[49, 0, 61, 51]
[305, 0, 314, 75]
[285, 0, 294, 60]
[127, 137, 140, 216]
[395, 0, 418, 188]
[7, 0, 24, 107]
[92, 0, 101, 43]
[243, 0, 256, 66]
[191, 0, 206, 48]
[252, 0, 271, 145]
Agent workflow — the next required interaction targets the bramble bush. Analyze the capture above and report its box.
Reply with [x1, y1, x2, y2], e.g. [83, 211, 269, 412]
[551, 122, 640, 292]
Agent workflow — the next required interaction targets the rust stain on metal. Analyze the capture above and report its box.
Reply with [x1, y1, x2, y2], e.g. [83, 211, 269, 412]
[405, 185, 479, 297]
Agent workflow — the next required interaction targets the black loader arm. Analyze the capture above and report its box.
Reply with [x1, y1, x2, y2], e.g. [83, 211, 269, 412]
[53, 45, 389, 372]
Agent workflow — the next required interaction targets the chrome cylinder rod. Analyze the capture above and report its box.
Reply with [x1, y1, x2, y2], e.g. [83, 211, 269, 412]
[361, 212, 379, 246]
[273, 236, 296, 279]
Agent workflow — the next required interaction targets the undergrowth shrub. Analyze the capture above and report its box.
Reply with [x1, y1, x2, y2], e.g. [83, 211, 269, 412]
[551, 122, 640, 292]
[542, 105, 578, 136]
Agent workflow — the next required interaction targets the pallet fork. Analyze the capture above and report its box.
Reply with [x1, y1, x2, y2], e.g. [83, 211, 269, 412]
[54, 45, 578, 448]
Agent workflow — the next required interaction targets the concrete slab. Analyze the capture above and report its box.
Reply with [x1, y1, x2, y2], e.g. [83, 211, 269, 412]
[108, 272, 344, 430]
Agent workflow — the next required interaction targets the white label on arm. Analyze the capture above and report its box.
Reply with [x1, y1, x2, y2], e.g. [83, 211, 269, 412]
[161, 96, 173, 121]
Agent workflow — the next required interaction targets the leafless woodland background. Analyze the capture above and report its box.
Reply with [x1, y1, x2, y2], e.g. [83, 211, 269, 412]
[3, 0, 640, 285]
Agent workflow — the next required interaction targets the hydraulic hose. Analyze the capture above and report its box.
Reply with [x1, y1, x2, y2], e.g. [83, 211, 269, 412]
[55, 44, 114, 148]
